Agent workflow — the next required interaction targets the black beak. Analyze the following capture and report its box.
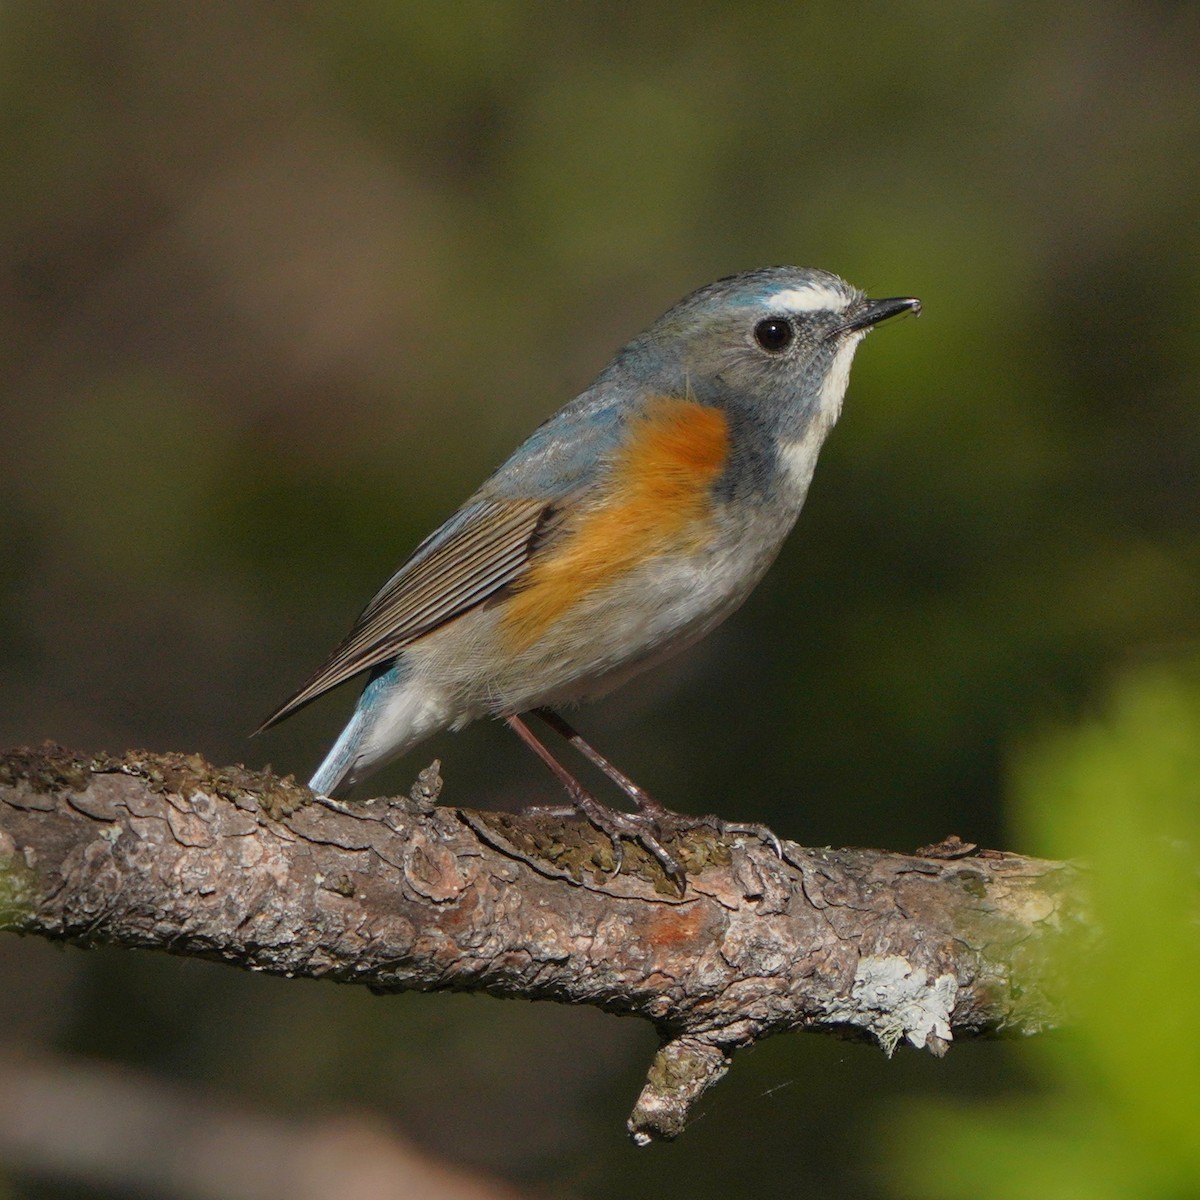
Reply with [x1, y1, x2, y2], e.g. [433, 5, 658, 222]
[833, 295, 922, 336]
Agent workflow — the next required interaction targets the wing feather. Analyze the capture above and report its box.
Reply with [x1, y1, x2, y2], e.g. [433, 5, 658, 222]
[256, 498, 555, 731]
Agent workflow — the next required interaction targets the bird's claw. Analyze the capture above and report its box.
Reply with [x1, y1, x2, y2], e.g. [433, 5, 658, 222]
[634, 798, 784, 859]
[524, 791, 781, 893]
[523, 799, 684, 889]
[577, 806, 685, 890]
[710, 818, 784, 859]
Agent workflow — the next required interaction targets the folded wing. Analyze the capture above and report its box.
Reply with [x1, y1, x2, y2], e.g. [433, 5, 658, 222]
[256, 497, 558, 731]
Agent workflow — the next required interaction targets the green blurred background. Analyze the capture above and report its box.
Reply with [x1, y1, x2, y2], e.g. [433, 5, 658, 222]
[2, 2, 1198, 1197]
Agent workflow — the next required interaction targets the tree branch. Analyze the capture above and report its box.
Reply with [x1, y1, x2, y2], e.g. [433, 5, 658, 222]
[0, 743, 1079, 1143]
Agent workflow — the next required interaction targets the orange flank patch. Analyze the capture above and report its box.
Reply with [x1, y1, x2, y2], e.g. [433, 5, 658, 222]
[503, 397, 729, 652]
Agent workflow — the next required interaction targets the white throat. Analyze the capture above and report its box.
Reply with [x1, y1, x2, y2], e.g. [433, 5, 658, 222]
[776, 332, 864, 500]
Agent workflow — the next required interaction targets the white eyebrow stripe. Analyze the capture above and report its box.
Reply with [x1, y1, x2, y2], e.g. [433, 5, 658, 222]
[762, 283, 851, 313]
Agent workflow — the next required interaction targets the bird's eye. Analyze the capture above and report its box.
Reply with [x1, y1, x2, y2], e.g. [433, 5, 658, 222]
[754, 318, 793, 353]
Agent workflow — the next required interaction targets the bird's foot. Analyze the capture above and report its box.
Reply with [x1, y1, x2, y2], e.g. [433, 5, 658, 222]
[634, 798, 784, 859]
[510, 711, 781, 892]
[525, 796, 782, 893]
[526, 796, 686, 889]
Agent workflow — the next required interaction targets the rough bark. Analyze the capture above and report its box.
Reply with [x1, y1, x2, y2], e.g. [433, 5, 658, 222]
[0, 743, 1080, 1142]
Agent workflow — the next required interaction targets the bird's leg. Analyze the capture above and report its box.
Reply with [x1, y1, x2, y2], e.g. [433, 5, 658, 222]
[532, 708, 784, 858]
[505, 714, 684, 886]
[532, 708, 654, 806]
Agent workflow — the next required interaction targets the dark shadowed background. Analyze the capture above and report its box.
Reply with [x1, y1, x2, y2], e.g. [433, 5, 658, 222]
[2, 3, 1198, 1197]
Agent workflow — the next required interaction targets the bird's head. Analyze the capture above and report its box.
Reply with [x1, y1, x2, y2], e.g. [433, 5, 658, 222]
[626, 265, 920, 440]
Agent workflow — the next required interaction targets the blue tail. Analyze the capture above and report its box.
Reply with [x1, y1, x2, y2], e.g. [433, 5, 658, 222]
[307, 662, 448, 798]
[308, 705, 371, 797]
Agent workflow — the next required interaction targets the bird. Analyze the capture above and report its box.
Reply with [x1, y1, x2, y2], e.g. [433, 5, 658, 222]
[258, 266, 920, 882]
